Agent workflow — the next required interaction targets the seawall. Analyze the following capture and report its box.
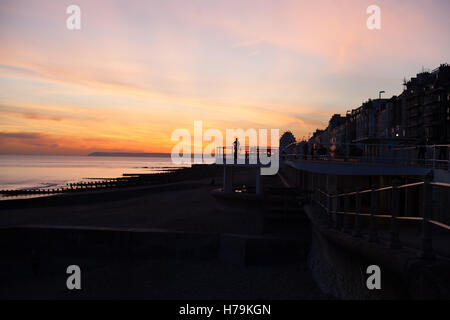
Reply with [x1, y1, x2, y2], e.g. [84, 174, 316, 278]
[305, 204, 450, 299]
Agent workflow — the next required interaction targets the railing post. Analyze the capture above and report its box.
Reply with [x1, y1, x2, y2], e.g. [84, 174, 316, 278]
[334, 192, 342, 230]
[433, 145, 436, 169]
[314, 189, 319, 208]
[369, 185, 379, 243]
[401, 147, 405, 166]
[316, 189, 320, 210]
[448, 145, 450, 173]
[353, 188, 362, 238]
[389, 179, 402, 249]
[345, 143, 349, 162]
[223, 146, 226, 163]
[327, 192, 333, 227]
[343, 190, 351, 233]
[421, 172, 435, 259]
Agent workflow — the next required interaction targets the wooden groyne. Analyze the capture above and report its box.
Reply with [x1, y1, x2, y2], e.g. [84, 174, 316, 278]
[0, 164, 221, 197]
[0, 178, 124, 196]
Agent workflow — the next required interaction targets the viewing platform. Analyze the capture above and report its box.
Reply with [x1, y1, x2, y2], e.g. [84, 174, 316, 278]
[214, 146, 279, 167]
[210, 141, 450, 298]
[278, 163, 450, 298]
[215, 146, 279, 195]
[282, 142, 450, 182]
[278, 143, 450, 259]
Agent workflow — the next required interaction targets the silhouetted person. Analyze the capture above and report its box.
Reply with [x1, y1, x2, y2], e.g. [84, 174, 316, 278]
[233, 138, 240, 162]
[417, 128, 427, 165]
[303, 143, 308, 160]
[318, 144, 327, 157]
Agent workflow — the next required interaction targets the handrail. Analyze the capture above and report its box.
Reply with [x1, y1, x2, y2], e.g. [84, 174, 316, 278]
[430, 220, 450, 231]
[430, 182, 450, 187]
[281, 141, 450, 171]
[397, 181, 424, 189]
[284, 141, 450, 149]
[331, 211, 423, 221]
[284, 153, 449, 163]
[312, 175, 450, 259]
[320, 181, 430, 198]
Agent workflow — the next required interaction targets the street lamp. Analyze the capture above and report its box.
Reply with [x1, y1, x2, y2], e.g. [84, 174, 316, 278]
[379, 90, 385, 99]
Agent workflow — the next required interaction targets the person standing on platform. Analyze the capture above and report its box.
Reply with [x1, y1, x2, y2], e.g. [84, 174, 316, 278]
[233, 138, 240, 163]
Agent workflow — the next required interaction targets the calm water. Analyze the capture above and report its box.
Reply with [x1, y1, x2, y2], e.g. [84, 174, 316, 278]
[0, 155, 188, 191]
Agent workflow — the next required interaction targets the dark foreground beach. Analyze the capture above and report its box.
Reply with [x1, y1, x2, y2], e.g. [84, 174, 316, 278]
[2, 256, 323, 299]
[0, 166, 326, 299]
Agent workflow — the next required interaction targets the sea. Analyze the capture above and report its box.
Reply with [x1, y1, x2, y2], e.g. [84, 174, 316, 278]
[0, 154, 189, 192]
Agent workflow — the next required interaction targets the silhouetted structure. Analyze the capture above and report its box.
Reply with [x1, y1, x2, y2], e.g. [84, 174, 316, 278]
[309, 64, 450, 147]
[233, 138, 240, 162]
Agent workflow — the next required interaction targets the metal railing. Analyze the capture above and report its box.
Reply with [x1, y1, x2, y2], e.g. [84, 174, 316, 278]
[215, 146, 279, 165]
[313, 174, 450, 259]
[282, 142, 450, 171]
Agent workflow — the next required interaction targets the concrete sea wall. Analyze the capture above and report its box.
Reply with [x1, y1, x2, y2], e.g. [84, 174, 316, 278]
[305, 205, 450, 299]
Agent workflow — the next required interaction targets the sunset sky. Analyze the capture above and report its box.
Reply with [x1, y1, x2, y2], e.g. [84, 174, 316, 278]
[0, 0, 449, 155]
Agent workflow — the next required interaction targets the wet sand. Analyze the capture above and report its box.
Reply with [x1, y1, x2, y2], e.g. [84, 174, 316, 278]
[0, 180, 263, 234]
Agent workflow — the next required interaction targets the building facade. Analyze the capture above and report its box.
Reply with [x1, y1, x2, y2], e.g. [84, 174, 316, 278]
[309, 64, 450, 149]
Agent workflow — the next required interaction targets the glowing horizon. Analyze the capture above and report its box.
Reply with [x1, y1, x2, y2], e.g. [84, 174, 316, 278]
[1, 0, 449, 155]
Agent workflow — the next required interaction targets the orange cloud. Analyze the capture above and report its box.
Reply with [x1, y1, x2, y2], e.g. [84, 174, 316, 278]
[0, 0, 448, 154]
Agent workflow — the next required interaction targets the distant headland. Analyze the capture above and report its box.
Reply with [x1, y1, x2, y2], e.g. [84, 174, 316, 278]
[88, 152, 171, 157]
